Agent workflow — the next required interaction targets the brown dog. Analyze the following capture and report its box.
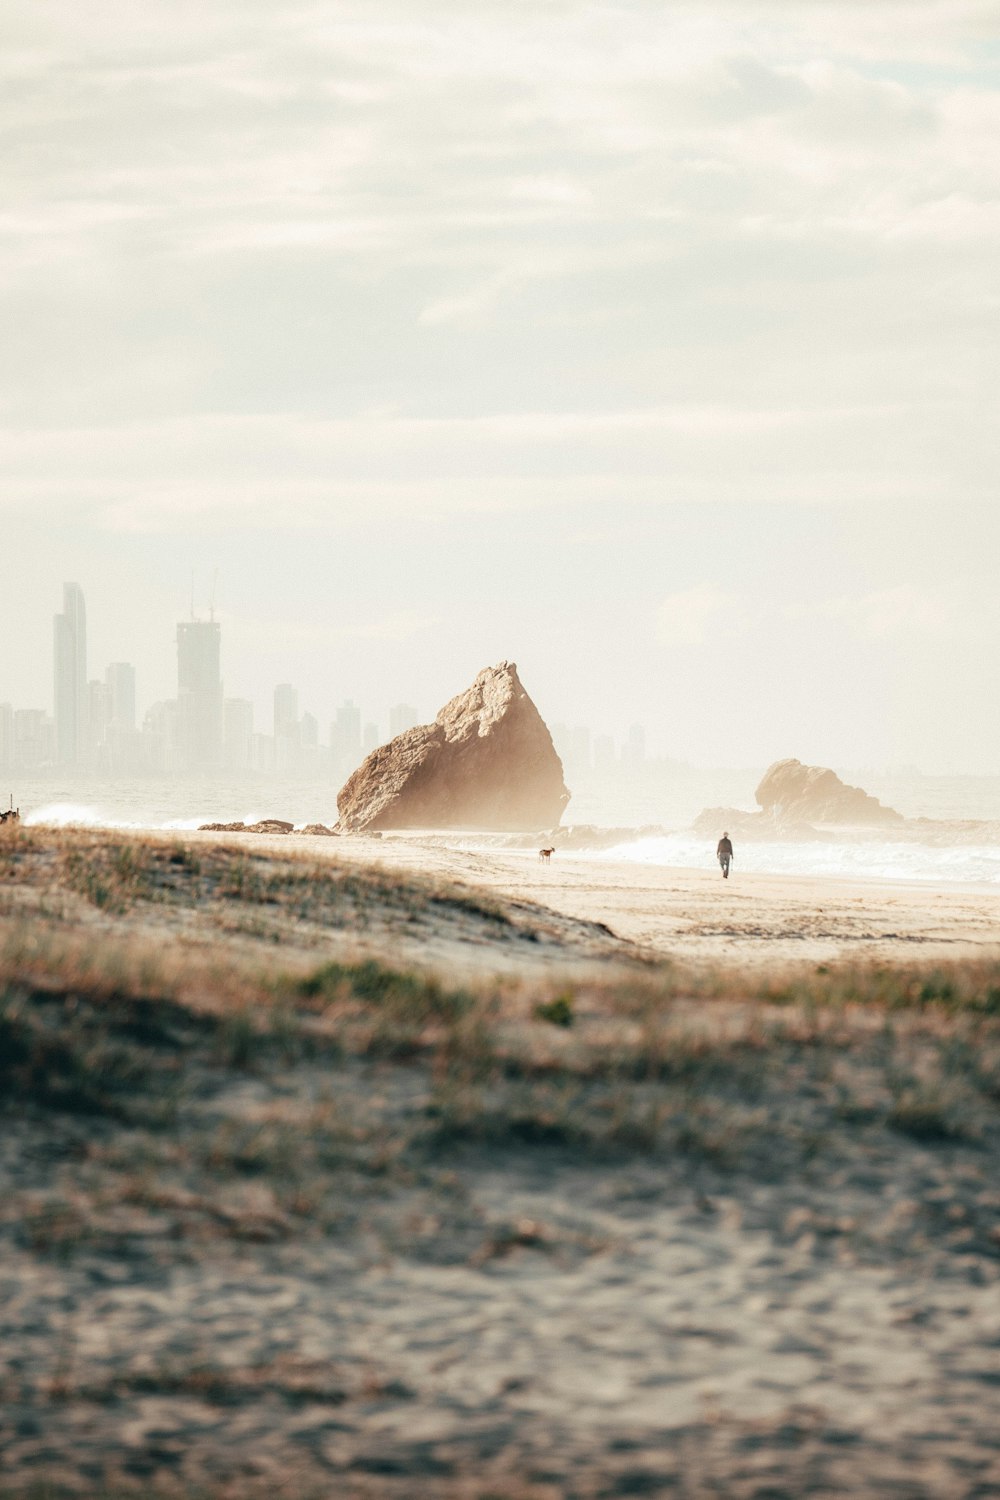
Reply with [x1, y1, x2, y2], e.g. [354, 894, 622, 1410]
[539, 847, 555, 863]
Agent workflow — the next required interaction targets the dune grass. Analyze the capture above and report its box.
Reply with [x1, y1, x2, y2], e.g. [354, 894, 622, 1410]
[1, 826, 998, 1179]
[2, 922, 997, 1176]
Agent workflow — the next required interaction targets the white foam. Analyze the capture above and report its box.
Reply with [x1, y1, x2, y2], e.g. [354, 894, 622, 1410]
[24, 802, 142, 830]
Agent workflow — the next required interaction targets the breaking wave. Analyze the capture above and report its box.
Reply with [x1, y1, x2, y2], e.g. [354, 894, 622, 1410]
[596, 834, 1000, 887]
[24, 803, 265, 832]
[24, 802, 142, 830]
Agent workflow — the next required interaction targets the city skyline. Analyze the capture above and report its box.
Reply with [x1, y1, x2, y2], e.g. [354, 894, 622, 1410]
[1, 581, 653, 778]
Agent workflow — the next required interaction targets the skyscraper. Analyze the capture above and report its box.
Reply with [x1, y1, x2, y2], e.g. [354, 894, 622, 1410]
[176, 620, 223, 771]
[53, 583, 87, 765]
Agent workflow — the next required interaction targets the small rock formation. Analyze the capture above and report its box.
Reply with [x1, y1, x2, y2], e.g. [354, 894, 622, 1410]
[755, 759, 902, 826]
[337, 661, 570, 832]
[198, 819, 295, 835]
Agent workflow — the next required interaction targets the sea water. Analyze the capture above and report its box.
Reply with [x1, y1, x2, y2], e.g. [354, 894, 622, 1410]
[10, 769, 1000, 888]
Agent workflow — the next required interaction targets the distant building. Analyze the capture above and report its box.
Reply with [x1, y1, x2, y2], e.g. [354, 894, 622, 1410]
[273, 683, 300, 771]
[331, 700, 362, 772]
[99, 663, 139, 772]
[389, 703, 418, 738]
[53, 583, 87, 765]
[362, 721, 379, 756]
[144, 700, 181, 772]
[105, 663, 136, 733]
[176, 620, 223, 771]
[224, 698, 254, 772]
[87, 679, 110, 758]
[273, 683, 299, 739]
[14, 709, 55, 770]
[300, 711, 319, 749]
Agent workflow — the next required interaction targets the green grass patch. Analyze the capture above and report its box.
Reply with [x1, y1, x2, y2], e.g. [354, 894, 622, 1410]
[298, 958, 471, 1021]
[535, 991, 575, 1027]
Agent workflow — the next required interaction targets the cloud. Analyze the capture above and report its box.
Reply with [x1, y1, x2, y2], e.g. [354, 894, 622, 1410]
[818, 587, 964, 642]
[2, 400, 977, 537]
[656, 587, 737, 647]
[231, 607, 439, 648]
[655, 582, 982, 655]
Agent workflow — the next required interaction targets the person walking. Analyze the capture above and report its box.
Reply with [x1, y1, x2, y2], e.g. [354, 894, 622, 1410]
[716, 832, 734, 879]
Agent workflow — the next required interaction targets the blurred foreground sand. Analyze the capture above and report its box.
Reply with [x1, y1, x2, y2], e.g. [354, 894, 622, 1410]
[2, 827, 998, 1498]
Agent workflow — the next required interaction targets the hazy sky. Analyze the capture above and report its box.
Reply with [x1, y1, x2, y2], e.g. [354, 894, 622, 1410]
[2, 1, 998, 771]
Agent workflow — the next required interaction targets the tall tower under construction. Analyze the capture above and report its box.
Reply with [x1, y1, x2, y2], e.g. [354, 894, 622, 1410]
[53, 582, 87, 766]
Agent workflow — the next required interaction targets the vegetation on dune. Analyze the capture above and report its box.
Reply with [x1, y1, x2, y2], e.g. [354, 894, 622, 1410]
[297, 957, 471, 1019]
[1, 826, 524, 940]
[746, 961, 1000, 1018]
[0, 826, 997, 1206]
[1, 924, 997, 1177]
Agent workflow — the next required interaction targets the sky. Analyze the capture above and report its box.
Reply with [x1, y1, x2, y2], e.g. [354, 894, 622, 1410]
[1, 0, 998, 771]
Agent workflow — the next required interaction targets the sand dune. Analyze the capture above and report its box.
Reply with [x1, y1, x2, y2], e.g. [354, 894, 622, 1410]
[211, 828, 1000, 974]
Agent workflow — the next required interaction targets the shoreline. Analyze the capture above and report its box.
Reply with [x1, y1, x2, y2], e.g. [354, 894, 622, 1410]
[176, 827, 1000, 972]
[18, 814, 1000, 894]
[8, 819, 1000, 971]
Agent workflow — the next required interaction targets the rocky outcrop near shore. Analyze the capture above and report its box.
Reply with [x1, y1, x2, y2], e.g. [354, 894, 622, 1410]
[693, 761, 904, 840]
[756, 759, 903, 826]
[198, 819, 297, 835]
[337, 661, 570, 832]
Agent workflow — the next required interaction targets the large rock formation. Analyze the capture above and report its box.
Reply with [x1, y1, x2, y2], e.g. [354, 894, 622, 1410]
[755, 759, 903, 826]
[336, 662, 570, 832]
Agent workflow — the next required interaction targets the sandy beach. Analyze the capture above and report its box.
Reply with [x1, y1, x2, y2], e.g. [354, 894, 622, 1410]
[189, 828, 1000, 975]
[1, 825, 998, 1498]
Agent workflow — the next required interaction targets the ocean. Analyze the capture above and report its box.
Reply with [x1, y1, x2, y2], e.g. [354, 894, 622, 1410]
[9, 769, 1000, 888]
